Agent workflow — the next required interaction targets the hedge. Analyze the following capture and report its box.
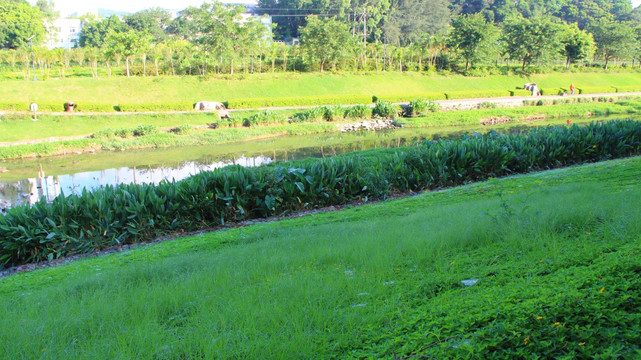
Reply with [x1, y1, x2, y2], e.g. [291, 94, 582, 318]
[578, 86, 617, 94]
[226, 94, 373, 109]
[445, 90, 510, 100]
[1, 120, 641, 267]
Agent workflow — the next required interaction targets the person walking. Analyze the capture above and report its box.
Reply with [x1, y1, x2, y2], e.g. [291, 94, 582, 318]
[570, 83, 576, 95]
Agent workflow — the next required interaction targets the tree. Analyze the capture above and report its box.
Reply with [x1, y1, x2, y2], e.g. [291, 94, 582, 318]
[123, 8, 171, 43]
[502, 15, 560, 70]
[559, 23, 595, 68]
[382, 0, 450, 46]
[590, 19, 637, 68]
[172, 2, 271, 75]
[0, 0, 45, 49]
[448, 13, 499, 70]
[36, 0, 58, 21]
[300, 16, 354, 72]
[104, 30, 151, 77]
[80, 15, 127, 48]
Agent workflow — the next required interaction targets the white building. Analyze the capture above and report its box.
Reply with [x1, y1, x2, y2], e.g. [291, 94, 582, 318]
[45, 18, 83, 49]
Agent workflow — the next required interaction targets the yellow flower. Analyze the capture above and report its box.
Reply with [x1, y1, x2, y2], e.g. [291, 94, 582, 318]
[554, 322, 561, 326]
[600, 287, 605, 293]
[536, 316, 543, 320]
[450, 261, 455, 265]
[524, 337, 530, 345]
[579, 342, 586, 346]
[593, 145, 597, 148]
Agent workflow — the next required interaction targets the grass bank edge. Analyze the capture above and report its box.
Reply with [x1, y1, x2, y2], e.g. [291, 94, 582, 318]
[1, 120, 641, 267]
[1, 153, 638, 287]
[1, 100, 637, 160]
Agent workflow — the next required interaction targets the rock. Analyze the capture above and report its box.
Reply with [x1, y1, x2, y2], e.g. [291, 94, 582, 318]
[339, 119, 399, 133]
[194, 101, 230, 118]
[461, 278, 479, 287]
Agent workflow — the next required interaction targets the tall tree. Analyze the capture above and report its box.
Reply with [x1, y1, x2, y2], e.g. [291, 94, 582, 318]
[104, 30, 150, 77]
[382, 0, 450, 46]
[0, 0, 45, 49]
[171, 2, 271, 75]
[559, 23, 595, 68]
[123, 8, 171, 43]
[80, 15, 127, 48]
[502, 15, 560, 70]
[448, 12, 499, 70]
[590, 18, 637, 68]
[300, 15, 354, 71]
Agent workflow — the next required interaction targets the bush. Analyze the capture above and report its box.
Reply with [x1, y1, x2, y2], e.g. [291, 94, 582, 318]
[405, 99, 441, 117]
[343, 104, 372, 119]
[242, 111, 288, 127]
[133, 124, 158, 136]
[372, 100, 399, 118]
[291, 107, 325, 123]
[172, 124, 194, 134]
[321, 105, 344, 121]
[2, 120, 641, 267]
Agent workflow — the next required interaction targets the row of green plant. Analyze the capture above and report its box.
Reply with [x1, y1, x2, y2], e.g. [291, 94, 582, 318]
[235, 101, 439, 128]
[4, 85, 637, 113]
[93, 124, 159, 138]
[1, 120, 641, 267]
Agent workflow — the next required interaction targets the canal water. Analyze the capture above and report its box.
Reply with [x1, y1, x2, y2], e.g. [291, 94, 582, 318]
[0, 117, 613, 210]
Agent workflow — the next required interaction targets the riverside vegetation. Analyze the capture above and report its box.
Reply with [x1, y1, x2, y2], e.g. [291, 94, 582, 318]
[1, 120, 641, 267]
[0, 153, 639, 358]
[2, 96, 639, 160]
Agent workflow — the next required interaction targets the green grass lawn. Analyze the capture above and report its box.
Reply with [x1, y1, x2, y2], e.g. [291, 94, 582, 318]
[1, 156, 639, 358]
[2, 72, 641, 108]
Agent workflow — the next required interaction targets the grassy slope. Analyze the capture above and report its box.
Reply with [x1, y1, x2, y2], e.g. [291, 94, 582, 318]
[2, 72, 641, 105]
[1, 156, 639, 359]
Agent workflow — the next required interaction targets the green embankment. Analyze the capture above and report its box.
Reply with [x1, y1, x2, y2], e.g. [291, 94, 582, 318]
[1, 99, 638, 160]
[2, 72, 641, 111]
[1, 156, 639, 358]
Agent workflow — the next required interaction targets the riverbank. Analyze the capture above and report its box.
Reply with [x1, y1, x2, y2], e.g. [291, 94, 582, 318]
[1, 96, 638, 160]
[1, 155, 639, 358]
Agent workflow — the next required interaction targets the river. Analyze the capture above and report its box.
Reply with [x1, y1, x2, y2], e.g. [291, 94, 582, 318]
[0, 117, 614, 211]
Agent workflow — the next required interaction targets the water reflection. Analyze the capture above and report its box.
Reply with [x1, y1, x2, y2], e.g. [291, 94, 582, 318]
[0, 155, 279, 211]
[0, 117, 611, 212]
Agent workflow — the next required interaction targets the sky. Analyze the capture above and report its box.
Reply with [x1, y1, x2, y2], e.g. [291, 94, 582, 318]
[29, 0, 257, 17]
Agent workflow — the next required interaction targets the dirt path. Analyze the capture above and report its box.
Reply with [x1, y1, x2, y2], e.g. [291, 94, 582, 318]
[1, 91, 639, 148]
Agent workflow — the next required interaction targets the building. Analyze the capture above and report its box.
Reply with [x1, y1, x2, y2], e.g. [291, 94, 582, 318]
[45, 18, 83, 49]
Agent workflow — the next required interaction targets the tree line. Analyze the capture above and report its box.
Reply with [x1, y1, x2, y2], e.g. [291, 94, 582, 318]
[1, 0, 641, 78]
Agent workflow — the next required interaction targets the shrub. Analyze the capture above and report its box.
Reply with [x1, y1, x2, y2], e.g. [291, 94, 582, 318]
[133, 124, 158, 136]
[343, 104, 372, 119]
[321, 105, 344, 121]
[172, 124, 194, 134]
[372, 100, 399, 118]
[405, 99, 441, 117]
[291, 107, 325, 123]
[242, 111, 288, 127]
